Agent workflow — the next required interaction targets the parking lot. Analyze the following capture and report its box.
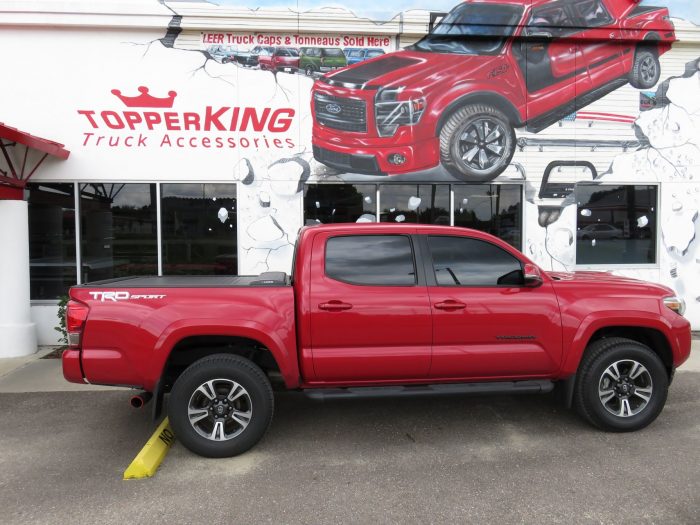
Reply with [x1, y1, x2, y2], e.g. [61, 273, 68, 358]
[1, 351, 699, 524]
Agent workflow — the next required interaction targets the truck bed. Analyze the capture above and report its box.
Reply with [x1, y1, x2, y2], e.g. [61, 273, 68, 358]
[75, 272, 290, 288]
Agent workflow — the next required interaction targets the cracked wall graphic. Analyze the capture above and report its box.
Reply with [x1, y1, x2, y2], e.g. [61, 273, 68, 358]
[523, 61, 700, 324]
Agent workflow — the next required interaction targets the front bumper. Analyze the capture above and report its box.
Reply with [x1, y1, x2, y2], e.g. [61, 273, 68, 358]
[670, 315, 692, 368]
[312, 135, 440, 175]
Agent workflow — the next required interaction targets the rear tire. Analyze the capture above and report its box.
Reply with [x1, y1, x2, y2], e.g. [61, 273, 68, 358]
[574, 337, 668, 432]
[439, 104, 516, 182]
[168, 354, 274, 458]
[629, 48, 661, 89]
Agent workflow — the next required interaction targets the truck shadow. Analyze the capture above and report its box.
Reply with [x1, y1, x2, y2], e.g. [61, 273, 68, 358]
[262, 372, 700, 454]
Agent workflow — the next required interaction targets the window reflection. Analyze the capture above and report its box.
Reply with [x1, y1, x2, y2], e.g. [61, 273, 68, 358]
[304, 184, 376, 224]
[380, 184, 450, 224]
[428, 236, 523, 286]
[453, 185, 522, 249]
[576, 185, 657, 265]
[79, 184, 157, 283]
[326, 235, 416, 286]
[27, 184, 77, 300]
[161, 184, 237, 275]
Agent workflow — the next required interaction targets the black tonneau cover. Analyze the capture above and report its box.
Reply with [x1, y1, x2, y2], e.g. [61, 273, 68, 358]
[629, 5, 663, 18]
[78, 272, 290, 288]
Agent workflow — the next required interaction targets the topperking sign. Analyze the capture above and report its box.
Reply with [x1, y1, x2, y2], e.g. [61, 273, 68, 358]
[77, 86, 298, 151]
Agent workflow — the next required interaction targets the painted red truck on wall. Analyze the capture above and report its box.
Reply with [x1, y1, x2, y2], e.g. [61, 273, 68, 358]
[63, 224, 691, 458]
[311, 0, 675, 181]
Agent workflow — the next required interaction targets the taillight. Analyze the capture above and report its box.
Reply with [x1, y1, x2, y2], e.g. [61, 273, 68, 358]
[66, 300, 89, 348]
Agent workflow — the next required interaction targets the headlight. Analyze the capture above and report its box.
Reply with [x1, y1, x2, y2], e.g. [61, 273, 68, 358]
[663, 296, 686, 316]
[375, 87, 426, 137]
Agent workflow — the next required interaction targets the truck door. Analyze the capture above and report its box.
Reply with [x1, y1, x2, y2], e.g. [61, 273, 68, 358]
[514, 1, 592, 116]
[570, 0, 626, 86]
[421, 234, 563, 379]
[308, 231, 432, 382]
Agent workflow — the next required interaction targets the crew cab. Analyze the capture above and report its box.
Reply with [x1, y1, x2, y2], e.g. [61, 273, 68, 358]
[311, 0, 675, 181]
[63, 224, 691, 458]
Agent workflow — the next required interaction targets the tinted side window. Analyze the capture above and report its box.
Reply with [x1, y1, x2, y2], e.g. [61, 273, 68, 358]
[326, 235, 416, 286]
[574, 0, 613, 27]
[428, 236, 523, 287]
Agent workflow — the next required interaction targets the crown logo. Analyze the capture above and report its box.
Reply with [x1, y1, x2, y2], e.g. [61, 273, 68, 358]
[111, 86, 177, 108]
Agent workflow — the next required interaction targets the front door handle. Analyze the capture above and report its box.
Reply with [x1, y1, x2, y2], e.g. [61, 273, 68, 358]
[319, 300, 353, 312]
[434, 300, 467, 311]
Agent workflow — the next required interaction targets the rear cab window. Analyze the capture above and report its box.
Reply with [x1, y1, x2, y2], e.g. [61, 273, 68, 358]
[325, 235, 417, 286]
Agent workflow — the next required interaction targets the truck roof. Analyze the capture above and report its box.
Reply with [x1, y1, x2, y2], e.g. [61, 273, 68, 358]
[302, 222, 495, 238]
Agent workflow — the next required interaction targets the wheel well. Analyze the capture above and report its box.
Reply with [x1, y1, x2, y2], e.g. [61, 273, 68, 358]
[640, 32, 661, 57]
[160, 336, 282, 393]
[435, 93, 523, 136]
[587, 326, 673, 376]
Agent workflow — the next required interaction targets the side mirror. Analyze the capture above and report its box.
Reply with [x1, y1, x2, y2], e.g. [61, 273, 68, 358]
[523, 263, 544, 288]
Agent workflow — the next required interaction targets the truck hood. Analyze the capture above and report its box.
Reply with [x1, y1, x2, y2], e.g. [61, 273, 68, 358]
[324, 49, 497, 90]
[547, 271, 674, 296]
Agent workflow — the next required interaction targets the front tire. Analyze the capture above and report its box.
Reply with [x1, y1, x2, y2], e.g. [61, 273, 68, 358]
[439, 104, 516, 182]
[168, 354, 274, 458]
[630, 48, 661, 89]
[574, 337, 668, 432]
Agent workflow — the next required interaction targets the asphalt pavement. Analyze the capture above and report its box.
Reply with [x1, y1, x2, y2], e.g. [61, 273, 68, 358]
[0, 349, 698, 524]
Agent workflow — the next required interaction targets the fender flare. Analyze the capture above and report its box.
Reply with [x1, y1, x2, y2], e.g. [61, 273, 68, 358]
[150, 318, 300, 389]
[560, 311, 674, 377]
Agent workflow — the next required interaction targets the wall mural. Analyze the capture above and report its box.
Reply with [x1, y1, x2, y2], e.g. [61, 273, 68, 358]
[143, 0, 700, 326]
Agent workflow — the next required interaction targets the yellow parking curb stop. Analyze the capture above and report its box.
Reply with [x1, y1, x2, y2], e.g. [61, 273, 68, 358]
[123, 417, 175, 480]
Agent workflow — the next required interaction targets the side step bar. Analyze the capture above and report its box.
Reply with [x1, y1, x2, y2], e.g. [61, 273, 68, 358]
[305, 380, 555, 401]
[526, 77, 628, 134]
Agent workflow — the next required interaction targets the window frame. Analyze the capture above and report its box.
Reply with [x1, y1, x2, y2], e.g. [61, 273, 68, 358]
[302, 182, 524, 251]
[423, 234, 526, 288]
[571, 0, 614, 29]
[26, 181, 79, 302]
[323, 234, 420, 288]
[574, 183, 660, 270]
[28, 179, 239, 304]
[77, 182, 159, 283]
[526, 2, 583, 38]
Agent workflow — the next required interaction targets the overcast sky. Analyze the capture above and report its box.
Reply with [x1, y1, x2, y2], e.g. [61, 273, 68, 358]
[214, 0, 698, 24]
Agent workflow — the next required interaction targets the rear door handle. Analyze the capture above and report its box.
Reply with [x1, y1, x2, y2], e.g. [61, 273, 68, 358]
[434, 300, 467, 311]
[319, 300, 353, 312]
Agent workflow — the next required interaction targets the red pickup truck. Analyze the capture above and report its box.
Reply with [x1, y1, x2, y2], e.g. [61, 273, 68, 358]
[63, 224, 691, 457]
[311, 0, 675, 181]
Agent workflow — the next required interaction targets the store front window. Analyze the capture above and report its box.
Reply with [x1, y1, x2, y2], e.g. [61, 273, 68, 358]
[79, 184, 157, 283]
[304, 184, 376, 224]
[161, 183, 237, 275]
[453, 185, 522, 249]
[303, 183, 524, 246]
[27, 183, 77, 300]
[576, 185, 657, 265]
[379, 184, 450, 224]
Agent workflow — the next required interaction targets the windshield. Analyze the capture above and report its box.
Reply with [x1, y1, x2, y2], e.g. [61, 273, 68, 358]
[412, 4, 523, 55]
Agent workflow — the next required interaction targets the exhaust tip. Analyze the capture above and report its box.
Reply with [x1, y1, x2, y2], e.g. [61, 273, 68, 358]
[130, 392, 153, 409]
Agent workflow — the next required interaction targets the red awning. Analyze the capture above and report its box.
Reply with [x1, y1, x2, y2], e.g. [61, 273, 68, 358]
[0, 122, 70, 193]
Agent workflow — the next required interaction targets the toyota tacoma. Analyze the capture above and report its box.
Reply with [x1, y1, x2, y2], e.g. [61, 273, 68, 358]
[64, 224, 691, 457]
